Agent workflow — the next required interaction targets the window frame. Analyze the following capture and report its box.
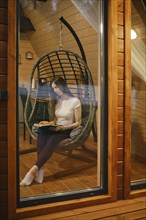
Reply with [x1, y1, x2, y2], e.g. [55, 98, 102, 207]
[8, 0, 118, 219]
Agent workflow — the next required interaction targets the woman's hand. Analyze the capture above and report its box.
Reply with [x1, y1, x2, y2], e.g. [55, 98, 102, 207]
[49, 125, 65, 131]
[39, 121, 50, 125]
[39, 120, 56, 126]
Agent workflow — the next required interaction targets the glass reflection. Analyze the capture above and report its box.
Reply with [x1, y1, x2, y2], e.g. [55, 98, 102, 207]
[18, 0, 105, 204]
[131, 0, 146, 185]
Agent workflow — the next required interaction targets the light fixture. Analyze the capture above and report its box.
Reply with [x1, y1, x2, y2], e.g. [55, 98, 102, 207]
[131, 29, 137, 40]
[25, 51, 33, 59]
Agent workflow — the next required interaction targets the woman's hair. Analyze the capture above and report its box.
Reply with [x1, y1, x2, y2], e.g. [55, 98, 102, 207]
[50, 76, 73, 97]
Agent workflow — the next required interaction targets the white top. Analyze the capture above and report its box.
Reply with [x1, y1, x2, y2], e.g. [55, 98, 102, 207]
[55, 97, 81, 126]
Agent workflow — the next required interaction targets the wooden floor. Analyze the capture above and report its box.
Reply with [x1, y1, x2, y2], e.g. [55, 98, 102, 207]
[19, 125, 98, 198]
[19, 124, 146, 199]
[21, 196, 146, 220]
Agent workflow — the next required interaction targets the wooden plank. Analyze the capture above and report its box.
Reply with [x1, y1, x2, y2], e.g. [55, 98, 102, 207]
[117, 175, 123, 188]
[0, 158, 8, 174]
[117, 0, 124, 12]
[0, 58, 7, 74]
[0, 191, 8, 207]
[0, 108, 7, 124]
[118, 66, 124, 79]
[21, 197, 146, 220]
[117, 148, 124, 161]
[118, 121, 124, 134]
[117, 12, 124, 25]
[0, 41, 7, 57]
[0, 125, 7, 140]
[117, 25, 124, 39]
[0, 75, 7, 89]
[0, 174, 7, 190]
[58, 202, 146, 220]
[117, 161, 124, 175]
[7, 0, 17, 219]
[118, 94, 124, 107]
[0, 1, 8, 8]
[118, 80, 124, 93]
[102, 209, 146, 219]
[23, 200, 146, 220]
[117, 188, 124, 200]
[0, 8, 8, 24]
[117, 39, 124, 52]
[0, 141, 7, 158]
[0, 100, 7, 109]
[118, 107, 124, 121]
[0, 207, 8, 220]
[0, 24, 7, 41]
[117, 135, 124, 148]
[118, 52, 124, 66]
[107, 0, 118, 201]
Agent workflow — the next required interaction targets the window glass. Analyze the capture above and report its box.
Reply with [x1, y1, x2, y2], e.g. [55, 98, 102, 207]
[131, 0, 146, 188]
[17, 0, 108, 207]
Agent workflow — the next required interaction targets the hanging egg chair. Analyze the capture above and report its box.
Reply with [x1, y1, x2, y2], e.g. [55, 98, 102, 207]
[21, 17, 97, 177]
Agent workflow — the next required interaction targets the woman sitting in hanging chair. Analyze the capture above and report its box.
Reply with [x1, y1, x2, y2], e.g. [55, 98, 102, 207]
[20, 76, 82, 186]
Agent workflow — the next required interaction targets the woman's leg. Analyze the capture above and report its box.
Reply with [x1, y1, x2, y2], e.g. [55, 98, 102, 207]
[35, 132, 69, 168]
[20, 127, 52, 186]
[20, 129, 70, 186]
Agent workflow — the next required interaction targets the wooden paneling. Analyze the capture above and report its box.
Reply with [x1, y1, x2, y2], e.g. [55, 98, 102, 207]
[0, 8, 7, 24]
[21, 197, 146, 220]
[0, 41, 7, 57]
[0, 75, 7, 89]
[118, 94, 124, 107]
[117, 0, 125, 200]
[118, 52, 124, 66]
[0, 1, 8, 220]
[118, 66, 124, 80]
[0, 58, 7, 74]
[0, 142, 7, 158]
[20, 0, 99, 87]
[117, 148, 124, 161]
[0, 25, 8, 41]
[117, 12, 124, 25]
[0, 0, 143, 219]
[117, 135, 124, 148]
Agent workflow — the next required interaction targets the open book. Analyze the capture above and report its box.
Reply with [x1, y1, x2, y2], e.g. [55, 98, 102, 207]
[34, 122, 60, 128]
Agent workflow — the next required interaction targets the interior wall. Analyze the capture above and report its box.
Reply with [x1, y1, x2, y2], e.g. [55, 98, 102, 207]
[21, 0, 99, 87]
[19, 34, 38, 88]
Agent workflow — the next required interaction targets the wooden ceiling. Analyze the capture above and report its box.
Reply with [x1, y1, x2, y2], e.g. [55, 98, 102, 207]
[132, 0, 146, 43]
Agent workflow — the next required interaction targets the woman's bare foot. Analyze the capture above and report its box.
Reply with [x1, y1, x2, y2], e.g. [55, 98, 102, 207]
[20, 165, 39, 186]
[35, 167, 44, 183]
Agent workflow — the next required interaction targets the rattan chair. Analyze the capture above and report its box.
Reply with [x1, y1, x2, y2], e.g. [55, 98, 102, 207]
[20, 17, 97, 177]
[19, 50, 97, 177]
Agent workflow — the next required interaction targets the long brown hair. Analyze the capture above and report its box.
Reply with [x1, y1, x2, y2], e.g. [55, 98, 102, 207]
[50, 77, 73, 97]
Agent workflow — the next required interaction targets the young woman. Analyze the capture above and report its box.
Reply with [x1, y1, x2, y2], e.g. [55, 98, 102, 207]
[20, 77, 82, 186]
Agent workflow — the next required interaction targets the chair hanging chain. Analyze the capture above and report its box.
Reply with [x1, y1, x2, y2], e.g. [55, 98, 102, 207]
[59, 21, 63, 50]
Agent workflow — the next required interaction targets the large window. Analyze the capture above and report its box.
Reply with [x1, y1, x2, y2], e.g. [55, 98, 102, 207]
[17, 0, 108, 207]
[131, 0, 146, 189]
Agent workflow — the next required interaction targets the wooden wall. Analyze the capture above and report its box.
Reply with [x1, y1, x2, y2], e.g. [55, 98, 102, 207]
[0, 0, 142, 219]
[117, 0, 125, 200]
[0, 1, 8, 220]
[19, 35, 38, 87]
[21, 0, 99, 87]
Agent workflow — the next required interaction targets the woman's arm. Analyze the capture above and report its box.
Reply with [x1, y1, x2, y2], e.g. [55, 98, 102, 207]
[57, 106, 82, 131]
